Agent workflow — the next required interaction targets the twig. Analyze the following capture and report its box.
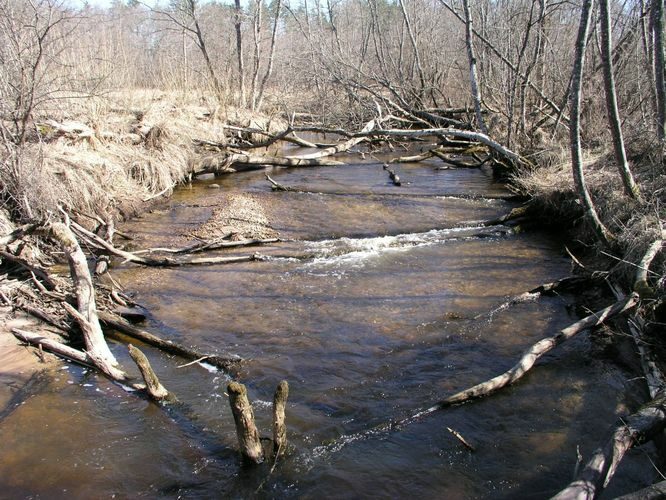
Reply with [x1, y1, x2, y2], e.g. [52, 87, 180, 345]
[446, 426, 475, 451]
[177, 356, 210, 368]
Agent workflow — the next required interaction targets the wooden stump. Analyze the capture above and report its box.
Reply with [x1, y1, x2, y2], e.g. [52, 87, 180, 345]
[273, 380, 289, 457]
[127, 344, 170, 401]
[228, 381, 264, 464]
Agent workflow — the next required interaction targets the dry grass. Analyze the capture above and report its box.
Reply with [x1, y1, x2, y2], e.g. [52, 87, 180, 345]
[0, 89, 286, 223]
[513, 140, 665, 289]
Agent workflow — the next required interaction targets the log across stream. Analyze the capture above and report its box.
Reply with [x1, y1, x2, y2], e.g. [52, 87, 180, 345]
[0, 155, 658, 497]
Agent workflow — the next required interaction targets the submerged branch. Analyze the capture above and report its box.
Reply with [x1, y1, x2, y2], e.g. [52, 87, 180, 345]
[99, 311, 242, 373]
[437, 294, 638, 407]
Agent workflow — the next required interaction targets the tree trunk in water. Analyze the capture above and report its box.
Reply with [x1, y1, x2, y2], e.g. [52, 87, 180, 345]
[273, 380, 289, 457]
[228, 381, 264, 464]
[128, 344, 170, 401]
[569, 0, 615, 247]
[552, 390, 666, 500]
[600, 0, 641, 199]
[462, 0, 488, 134]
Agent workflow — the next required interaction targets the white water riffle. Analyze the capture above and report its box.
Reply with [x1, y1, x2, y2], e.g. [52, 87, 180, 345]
[301, 225, 511, 270]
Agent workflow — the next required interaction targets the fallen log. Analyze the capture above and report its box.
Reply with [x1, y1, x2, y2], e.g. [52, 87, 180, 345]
[473, 276, 588, 320]
[613, 480, 666, 499]
[70, 220, 261, 267]
[0, 223, 38, 247]
[436, 294, 638, 407]
[552, 390, 666, 500]
[0, 250, 57, 290]
[195, 152, 344, 177]
[99, 311, 241, 372]
[358, 128, 528, 167]
[135, 236, 280, 255]
[382, 164, 402, 186]
[266, 173, 300, 192]
[49, 221, 126, 380]
[12, 328, 96, 368]
[284, 118, 375, 160]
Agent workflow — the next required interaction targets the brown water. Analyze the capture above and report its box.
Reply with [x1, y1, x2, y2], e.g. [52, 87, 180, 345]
[0, 155, 657, 498]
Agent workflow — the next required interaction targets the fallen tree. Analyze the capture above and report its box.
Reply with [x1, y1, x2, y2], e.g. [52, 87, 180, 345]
[552, 390, 666, 500]
[436, 293, 638, 408]
[99, 311, 241, 372]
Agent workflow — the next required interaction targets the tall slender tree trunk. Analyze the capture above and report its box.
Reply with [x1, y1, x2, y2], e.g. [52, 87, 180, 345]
[599, 0, 640, 199]
[652, 0, 666, 144]
[234, 0, 246, 107]
[570, 0, 614, 247]
[250, 0, 262, 110]
[461, 0, 488, 134]
[255, 0, 282, 112]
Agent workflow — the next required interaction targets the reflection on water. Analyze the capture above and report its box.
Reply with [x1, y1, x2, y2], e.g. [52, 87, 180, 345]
[0, 157, 656, 498]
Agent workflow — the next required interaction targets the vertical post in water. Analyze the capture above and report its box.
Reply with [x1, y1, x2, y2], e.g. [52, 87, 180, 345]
[273, 380, 289, 457]
[228, 381, 264, 464]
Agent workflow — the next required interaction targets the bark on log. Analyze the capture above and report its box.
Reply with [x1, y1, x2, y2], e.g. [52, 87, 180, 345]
[49, 222, 124, 379]
[228, 381, 264, 464]
[12, 328, 94, 368]
[437, 294, 638, 407]
[62, 302, 128, 381]
[633, 236, 664, 297]
[552, 390, 666, 500]
[273, 380, 289, 457]
[195, 152, 343, 177]
[127, 344, 170, 401]
[99, 311, 241, 372]
[284, 119, 375, 160]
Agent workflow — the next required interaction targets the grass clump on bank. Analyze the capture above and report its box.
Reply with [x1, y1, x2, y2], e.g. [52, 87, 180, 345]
[0, 89, 285, 225]
[513, 135, 664, 296]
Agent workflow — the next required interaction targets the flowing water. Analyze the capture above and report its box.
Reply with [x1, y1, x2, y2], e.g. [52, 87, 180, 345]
[0, 152, 657, 498]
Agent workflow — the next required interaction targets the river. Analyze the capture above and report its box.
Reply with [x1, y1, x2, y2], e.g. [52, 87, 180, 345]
[0, 150, 655, 498]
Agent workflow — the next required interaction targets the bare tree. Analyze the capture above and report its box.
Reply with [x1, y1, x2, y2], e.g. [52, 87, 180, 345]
[254, 0, 282, 111]
[0, 0, 77, 144]
[234, 0, 246, 106]
[570, 0, 614, 246]
[461, 0, 488, 134]
[147, 0, 224, 98]
[652, 0, 666, 144]
[599, 0, 640, 199]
